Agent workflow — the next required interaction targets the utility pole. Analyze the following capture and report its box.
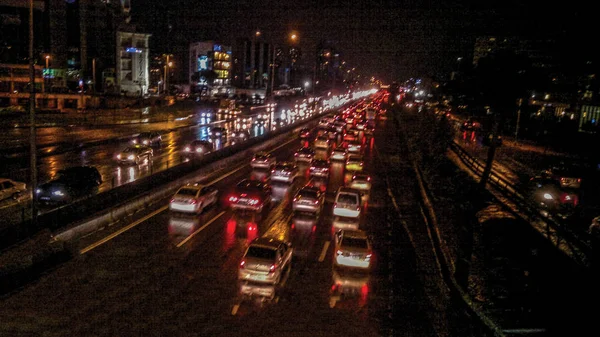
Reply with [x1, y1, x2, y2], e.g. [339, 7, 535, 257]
[28, 0, 37, 225]
[515, 97, 523, 140]
[92, 58, 97, 95]
[269, 45, 276, 101]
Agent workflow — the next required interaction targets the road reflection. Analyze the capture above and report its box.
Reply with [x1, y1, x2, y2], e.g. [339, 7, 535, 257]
[329, 265, 370, 309]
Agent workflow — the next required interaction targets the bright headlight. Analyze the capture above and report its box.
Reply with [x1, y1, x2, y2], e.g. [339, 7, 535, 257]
[143, 140, 149, 145]
[53, 190, 65, 196]
[128, 155, 135, 160]
[35, 189, 41, 194]
[196, 148, 203, 153]
[184, 147, 191, 152]
[117, 154, 121, 159]
[543, 193, 554, 200]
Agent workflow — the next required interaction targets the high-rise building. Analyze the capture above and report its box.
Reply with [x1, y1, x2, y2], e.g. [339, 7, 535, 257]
[0, 0, 45, 64]
[232, 38, 272, 90]
[189, 41, 232, 95]
[115, 30, 150, 96]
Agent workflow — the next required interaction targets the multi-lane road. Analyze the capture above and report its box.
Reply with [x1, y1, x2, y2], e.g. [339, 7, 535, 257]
[0, 104, 477, 336]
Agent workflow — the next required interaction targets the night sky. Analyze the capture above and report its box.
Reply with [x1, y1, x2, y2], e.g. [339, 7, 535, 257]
[131, 0, 594, 83]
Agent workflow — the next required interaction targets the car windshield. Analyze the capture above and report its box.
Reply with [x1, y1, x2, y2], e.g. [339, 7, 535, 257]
[337, 193, 358, 204]
[348, 157, 362, 163]
[254, 154, 269, 160]
[122, 147, 136, 153]
[297, 189, 318, 199]
[275, 164, 293, 171]
[312, 160, 328, 167]
[246, 246, 276, 260]
[177, 188, 198, 196]
[341, 237, 368, 249]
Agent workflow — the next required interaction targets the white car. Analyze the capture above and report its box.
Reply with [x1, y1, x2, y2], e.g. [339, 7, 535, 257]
[239, 237, 293, 285]
[271, 162, 300, 183]
[251, 152, 276, 169]
[348, 174, 371, 194]
[330, 148, 348, 161]
[334, 229, 372, 269]
[0, 178, 27, 202]
[169, 183, 218, 214]
[333, 187, 362, 218]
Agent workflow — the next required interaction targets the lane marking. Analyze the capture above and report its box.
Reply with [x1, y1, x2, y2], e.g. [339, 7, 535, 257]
[78, 130, 301, 255]
[231, 304, 240, 315]
[318, 241, 330, 262]
[80, 205, 169, 254]
[176, 210, 226, 247]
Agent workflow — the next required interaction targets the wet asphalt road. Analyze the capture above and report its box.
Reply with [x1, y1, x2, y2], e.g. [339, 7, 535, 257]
[0, 112, 476, 336]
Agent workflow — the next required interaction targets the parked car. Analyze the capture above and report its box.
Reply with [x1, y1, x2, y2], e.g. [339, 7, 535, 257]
[36, 166, 102, 205]
[239, 237, 293, 285]
[229, 179, 272, 212]
[294, 147, 315, 163]
[132, 132, 162, 147]
[116, 144, 153, 165]
[334, 229, 372, 269]
[251, 152, 276, 169]
[0, 178, 27, 202]
[333, 187, 362, 218]
[292, 186, 324, 214]
[182, 140, 214, 155]
[309, 159, 330, 178]
[169, 183, 218, 214]
[271, 162, 300, 183]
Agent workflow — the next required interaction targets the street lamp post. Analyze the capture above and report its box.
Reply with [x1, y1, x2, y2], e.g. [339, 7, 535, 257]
[29, 0, 38, 225]
[163, 54, 170, 95]
[44, 55, 49, 93]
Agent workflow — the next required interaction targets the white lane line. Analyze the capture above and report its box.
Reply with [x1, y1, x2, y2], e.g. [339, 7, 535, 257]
[231, 304, 240, 315]
[79, 133, 299, 254]
[318, 241, 330, 262]
[80, 205, 169, 254]
[177, 210, 226, 248]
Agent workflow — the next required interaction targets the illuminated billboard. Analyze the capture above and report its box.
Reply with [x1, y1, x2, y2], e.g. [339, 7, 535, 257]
[198, 55, 208, 71]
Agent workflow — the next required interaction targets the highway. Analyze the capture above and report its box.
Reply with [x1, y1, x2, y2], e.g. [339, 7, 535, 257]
[0, 103, 477, 336]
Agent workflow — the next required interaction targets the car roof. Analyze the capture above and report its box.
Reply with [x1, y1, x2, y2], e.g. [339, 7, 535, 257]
[337, 186, 362, 195]
[347, 154, 362, 160]
[250, 237, 285, 249]
[353, 173, 369, 179]
[340, 229, 368, 239]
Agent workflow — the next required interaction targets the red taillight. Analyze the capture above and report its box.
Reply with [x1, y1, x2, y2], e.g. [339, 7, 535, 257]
[336, 250, 342, 255]
[170, 198, 175, 203]
[334, 202, 337, 208]
[314, 200, 319, 204]
[240, 260, 246, 269]
[367, 176, 371, 181]
[269, 264, 276, 273]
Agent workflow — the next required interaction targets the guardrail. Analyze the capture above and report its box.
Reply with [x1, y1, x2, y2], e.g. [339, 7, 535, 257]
[449, 141, 591, 267]
[0, 100, 355, 252]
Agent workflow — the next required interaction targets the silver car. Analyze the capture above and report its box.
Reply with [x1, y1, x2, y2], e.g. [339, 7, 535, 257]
[271, 162, 300, 183]
[294, 147, 315, 163]
[169, 183, 218, 214]
[334, 229, 372, 269]
[0, 178, 27, 202]
[292, 186, 324, 214]
[116, 145, 153, 165]
[330, 148, 348, 161]
[239, 237, 293, 285]
[314, 135, 331, 149]
[251, 152, 276, 169]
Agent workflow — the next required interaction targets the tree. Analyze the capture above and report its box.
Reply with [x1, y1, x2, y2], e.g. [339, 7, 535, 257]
[473, 49, 532, 189]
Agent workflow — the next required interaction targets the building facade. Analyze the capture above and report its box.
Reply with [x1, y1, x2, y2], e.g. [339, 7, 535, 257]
[232, 38, 272, 90]
[189, 41, 232, 96]
[116, 30, 150, 96]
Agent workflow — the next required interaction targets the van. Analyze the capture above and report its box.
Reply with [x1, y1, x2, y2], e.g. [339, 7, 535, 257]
[332, 187, 362, 218]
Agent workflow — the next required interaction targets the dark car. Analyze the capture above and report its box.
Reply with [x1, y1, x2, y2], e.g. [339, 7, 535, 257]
[35, 166, 102, 205]
[132, 132, 162, 147]
[229, 179, 272, 212]
[230, 130, 250, 141]
[525, 176, 580, 216]
[209, 126, 228, 138]
[299, 127, 311, 139]
[540, 162, 587, 189]
[182, 140, 214, 155]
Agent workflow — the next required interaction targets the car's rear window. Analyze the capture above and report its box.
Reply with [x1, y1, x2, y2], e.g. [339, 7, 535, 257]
[177, 188, 198, 196]
[337, 193, 358, 204]
[246, 246, 277, 260]
[342, 237, 368, 249]
[275, 164, 293, 170]
[255, 154, 269, 160]
[297, 189, 318, 199]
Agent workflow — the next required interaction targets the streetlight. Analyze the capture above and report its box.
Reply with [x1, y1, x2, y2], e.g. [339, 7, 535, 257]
[163, 55, 172, 95]
[44, 55, 50, 93]
[269, 32, 298, 101]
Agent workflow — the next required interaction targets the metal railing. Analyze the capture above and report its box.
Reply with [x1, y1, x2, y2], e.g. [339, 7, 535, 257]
[450, 141, 591, 267]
